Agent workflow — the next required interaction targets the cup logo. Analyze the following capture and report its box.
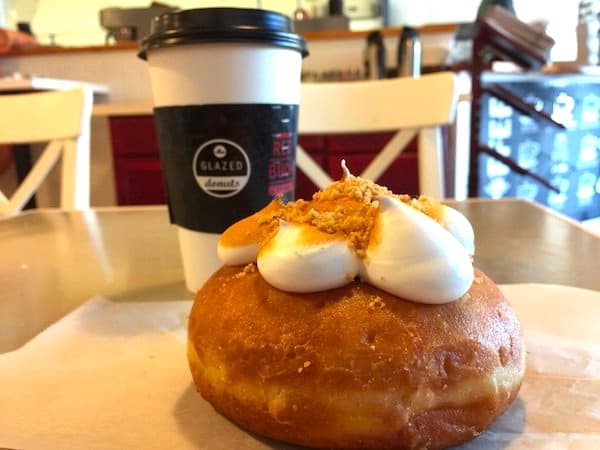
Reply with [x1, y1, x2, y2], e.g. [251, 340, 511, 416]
[193, 139, 251, 198]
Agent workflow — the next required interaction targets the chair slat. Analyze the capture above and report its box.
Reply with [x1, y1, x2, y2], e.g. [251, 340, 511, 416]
[8, 140, 62, 212]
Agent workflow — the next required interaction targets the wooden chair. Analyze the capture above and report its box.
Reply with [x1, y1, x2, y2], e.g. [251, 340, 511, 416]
[296, 72, 458, 198]
[0, 87, 93, 215]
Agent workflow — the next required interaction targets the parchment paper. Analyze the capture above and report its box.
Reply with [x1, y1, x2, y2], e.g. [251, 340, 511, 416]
[0, 284, 598, 449]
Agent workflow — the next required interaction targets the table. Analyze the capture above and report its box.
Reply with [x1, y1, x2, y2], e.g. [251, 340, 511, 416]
[1, 199, 599, 354]
[0, 75, 109, 95]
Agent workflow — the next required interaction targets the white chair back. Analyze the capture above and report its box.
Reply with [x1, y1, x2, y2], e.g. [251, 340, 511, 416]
[0, 87, 93, 215]
[297, 72, 458, 198]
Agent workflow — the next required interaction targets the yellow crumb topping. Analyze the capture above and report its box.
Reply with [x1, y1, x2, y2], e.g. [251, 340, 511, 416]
[220, 174, 446, 257]
[234, 263, 257, 279]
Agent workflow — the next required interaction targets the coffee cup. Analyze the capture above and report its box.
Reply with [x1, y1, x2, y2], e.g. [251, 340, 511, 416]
[139, 8, 307, 292]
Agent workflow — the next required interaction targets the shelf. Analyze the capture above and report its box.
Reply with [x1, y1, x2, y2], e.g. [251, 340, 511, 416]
[478, 145, 559, 193]
[483, 83, 566, 129]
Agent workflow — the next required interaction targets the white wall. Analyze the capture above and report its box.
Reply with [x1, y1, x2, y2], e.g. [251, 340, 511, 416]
[388, 0, 480, 26]
[4, 0, 317, 46]
[389, 0, 579, 60]
[388, 0, 578, 26]
[514, 0, 579, 61]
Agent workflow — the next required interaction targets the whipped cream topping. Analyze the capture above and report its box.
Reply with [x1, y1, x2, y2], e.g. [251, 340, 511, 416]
[218, 173, 475, 304]
[258, 221, 361, 293]
[360, 197, 474, 303]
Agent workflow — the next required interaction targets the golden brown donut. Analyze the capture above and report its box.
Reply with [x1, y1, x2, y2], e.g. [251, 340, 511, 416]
[188, 265, 524, 449]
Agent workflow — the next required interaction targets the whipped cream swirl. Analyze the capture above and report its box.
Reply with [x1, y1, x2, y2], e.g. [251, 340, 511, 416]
[218, 175, 475, 304]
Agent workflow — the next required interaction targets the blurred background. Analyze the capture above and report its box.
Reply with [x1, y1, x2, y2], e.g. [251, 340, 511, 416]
[1, 0, 599, 225]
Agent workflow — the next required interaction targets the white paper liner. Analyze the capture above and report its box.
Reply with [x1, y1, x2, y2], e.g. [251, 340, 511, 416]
[0, 284, 598, 449]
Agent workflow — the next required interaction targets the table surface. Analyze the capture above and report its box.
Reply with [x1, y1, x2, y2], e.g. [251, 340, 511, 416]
[1, 199, 599, 354]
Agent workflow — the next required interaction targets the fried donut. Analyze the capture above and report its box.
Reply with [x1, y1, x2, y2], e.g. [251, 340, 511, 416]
[188, 265, 524, 449]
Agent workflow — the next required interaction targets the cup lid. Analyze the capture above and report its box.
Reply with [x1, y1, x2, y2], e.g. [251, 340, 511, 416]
[139, 8, 308, 59]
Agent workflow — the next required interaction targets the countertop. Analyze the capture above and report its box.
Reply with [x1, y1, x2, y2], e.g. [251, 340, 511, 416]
[0, 24, 457, 58]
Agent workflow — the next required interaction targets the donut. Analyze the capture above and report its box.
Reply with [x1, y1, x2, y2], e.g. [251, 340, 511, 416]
[188, 266, 524, 449]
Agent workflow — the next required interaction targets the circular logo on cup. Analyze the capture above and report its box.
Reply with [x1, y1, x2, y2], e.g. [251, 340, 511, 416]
[193, 139, 251, 198]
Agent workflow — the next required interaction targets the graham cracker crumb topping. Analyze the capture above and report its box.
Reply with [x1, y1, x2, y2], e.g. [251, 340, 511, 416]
[222, 173, 446, 257]
[234, 263, 257, 278]
[368, 295, 386, 310]
[276, 175, 445, 256]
